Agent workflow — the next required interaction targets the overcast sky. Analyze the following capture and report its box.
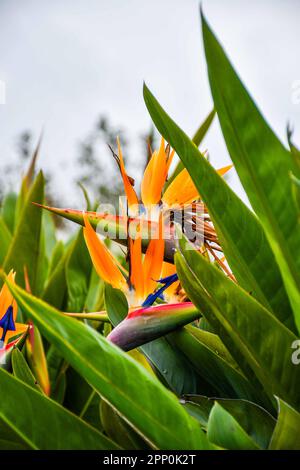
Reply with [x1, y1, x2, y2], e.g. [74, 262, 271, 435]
[0, 0, 299, 206]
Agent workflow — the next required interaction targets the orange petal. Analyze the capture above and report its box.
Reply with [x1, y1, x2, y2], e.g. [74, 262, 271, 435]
[141, 138, 169, 207]
[0, 270, 18, 321]
[129, 234, 144, 301]
[217, 164, 232, 176]
[161, 262, 180, 300]
[163, 165, 233, 207]
[1, 322, 28, 346]
[162, 168, 199, 206]
[117, 138, 139, 209]
[83, 213, 126, 290]
[143, 214, 164, 296]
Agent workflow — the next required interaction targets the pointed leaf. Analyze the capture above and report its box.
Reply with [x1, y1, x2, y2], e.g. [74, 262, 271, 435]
[202, 13, 300, 331]
[166, 108, 215, 187]
[0, 368, 117, 449]
[143, 84, 294, 330]
[269, 399, 300, 450]
[3, 172, 44, 292]
[6, 280, 210, 450]
[176, 233, 300, 411]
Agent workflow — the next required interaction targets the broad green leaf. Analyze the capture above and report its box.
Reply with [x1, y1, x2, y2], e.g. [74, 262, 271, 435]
[215, 399, 275, 449]
[12, 347, 42, 393]
[1, 192, 17, 234]
[166, 108, 215, 187]
[290, 173, 300, 214]
[194, 397, 275, 449]
[201, 13, 300, 331]
[181, 396, 212, 428]
[35, 209, 57, 295]
[48, 240, 65, 276]
[65, 228, 92, 312]
[170, 327, 266, 404]
[182, 395, 275, 439]
[0, 217, 12, 265]
[0, 368, 117, 450]
[100, 401, 148, 450]
[207, 402, 259, 450]
[186, 324, 237, 368]
[175, 234, 300, 411]
[85, 268, 105, 312]
[105, 284, 208, 396]
[42, 249, 68, 309]
[42, 209, 57, 259]
[269, 399, 300, 450]
[287, 128, 300, 176]
[47, 347, 67, 404]
[143, 84, 294, 331]
[3, 172, 44, 293]
[7, 281, 210, 450]
[35, 216, 49, 296]
[143, 337, 211, 396]
[64, 367, 102, 429]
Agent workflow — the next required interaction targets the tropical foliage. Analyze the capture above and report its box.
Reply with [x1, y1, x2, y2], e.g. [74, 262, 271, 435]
[0, 11, 299, 450]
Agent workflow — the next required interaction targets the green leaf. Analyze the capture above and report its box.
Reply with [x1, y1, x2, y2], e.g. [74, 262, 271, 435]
[7, 281, 210, 450]
[166, 108, 215, 187]
[1, 192, 17, 234]
[290, 173, 300, 214]
[175, 233, 300, 411]
[42, 249, 68, 309]
[3, 172, 44, 292]
[207, 402, 259, 450]
[47, 345, 67, 404]
[143, 83, 294, 331]
[100, 401, 148, 450]
[12, 347, 42, 392]
[64, 368, 102, 429]
[26, 324, 50, 395]
[105, 284, 208, 396]
[170, 327, 266, 404]
[269, 398, 300, 449]
[65, 229, 92, 312]
[48, 241, 65, 276]
[201, 13, 300, 332]
[0, 368, 118, 449]
[42, 209, 57, 258]
[181, 395, 212, 428]
[0, 217, 12, 266]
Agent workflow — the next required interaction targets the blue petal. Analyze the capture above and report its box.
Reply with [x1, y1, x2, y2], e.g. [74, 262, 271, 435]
[142, 274, 179, 307]
[0, 306, 16, 342]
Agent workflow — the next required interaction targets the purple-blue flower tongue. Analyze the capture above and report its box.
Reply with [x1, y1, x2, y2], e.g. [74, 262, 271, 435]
[0, 306, 16, 342]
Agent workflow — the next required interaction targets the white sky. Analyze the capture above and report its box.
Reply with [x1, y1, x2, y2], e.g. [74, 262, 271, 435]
[0, 0, 299, 206]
